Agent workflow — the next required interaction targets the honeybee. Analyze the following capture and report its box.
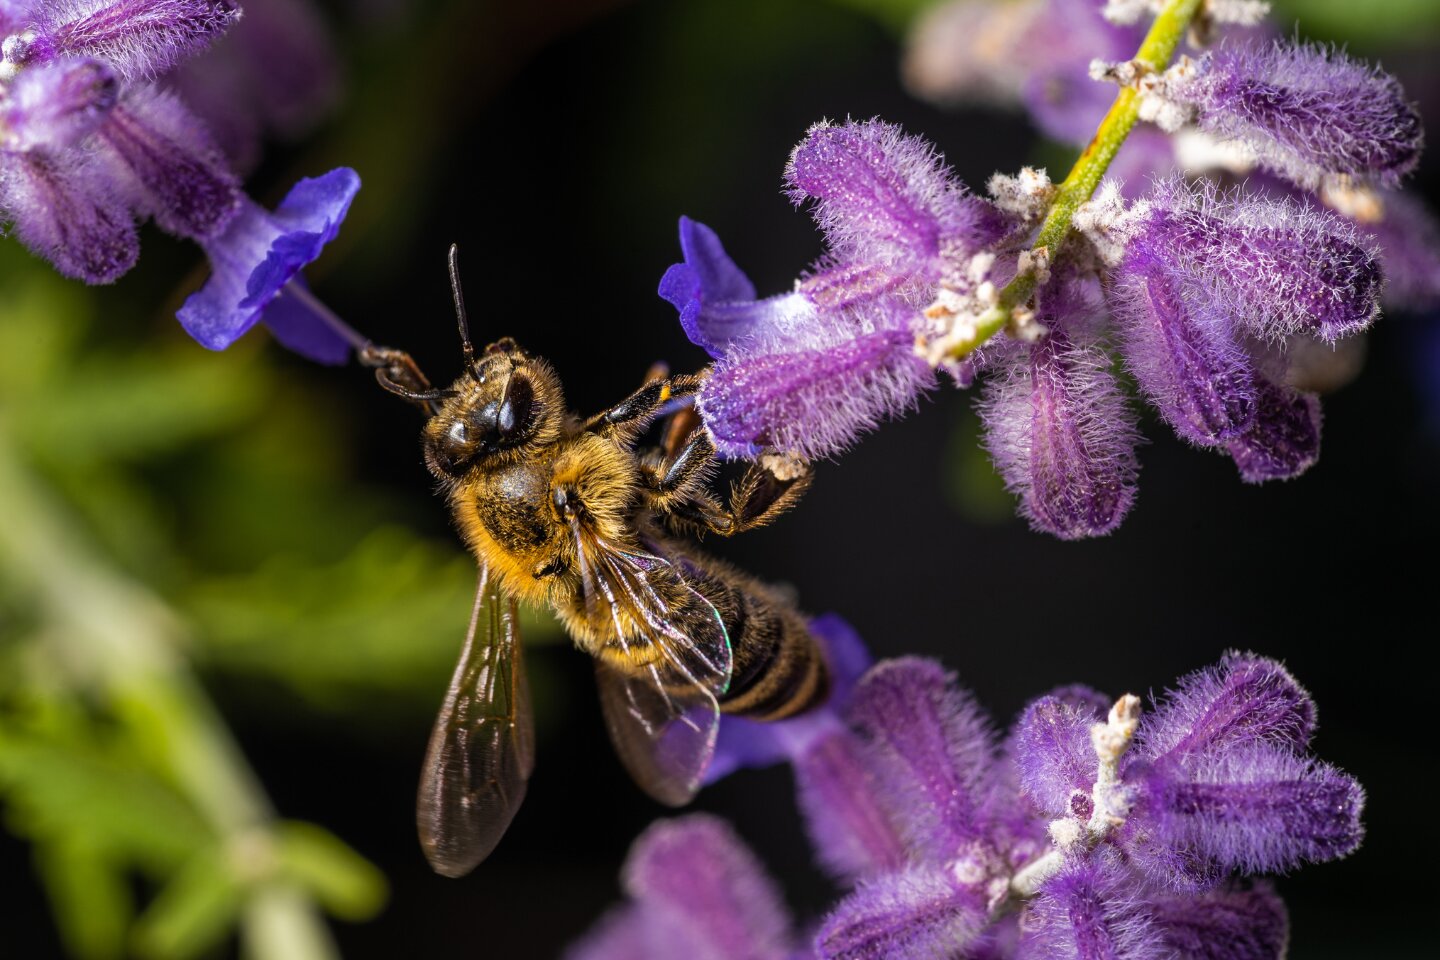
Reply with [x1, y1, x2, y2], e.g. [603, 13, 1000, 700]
[362, 247, 828, 877]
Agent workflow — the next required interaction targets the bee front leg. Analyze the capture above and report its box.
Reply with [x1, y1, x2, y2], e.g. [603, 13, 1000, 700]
[583, 372, 705, 440]
[360, 344, 450, 415]
[648, 431, 812, 537]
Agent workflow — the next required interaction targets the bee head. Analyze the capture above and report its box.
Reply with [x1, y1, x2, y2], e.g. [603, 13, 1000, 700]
[423, 340, 564, 477]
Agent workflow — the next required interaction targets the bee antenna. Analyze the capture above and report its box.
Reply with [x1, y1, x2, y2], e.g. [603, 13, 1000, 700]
[448, 243, 476, 370]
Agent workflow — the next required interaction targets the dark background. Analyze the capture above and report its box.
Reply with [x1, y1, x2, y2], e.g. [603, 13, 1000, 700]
[8, 0, 1438, 956]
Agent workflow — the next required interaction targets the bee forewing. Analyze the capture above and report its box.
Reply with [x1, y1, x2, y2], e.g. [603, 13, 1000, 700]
[595, 659, 720, 807]
[417, 566, 534, 877]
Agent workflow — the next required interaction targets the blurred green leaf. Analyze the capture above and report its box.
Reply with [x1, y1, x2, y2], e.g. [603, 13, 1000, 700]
[0, 719, 212, 870]
[132, 849, 240, 960]
[824, 0, 934, 33]
[1274, 0, 1440, 48]
[184, 527, 560, 710]
[273, 822, 387, 922]
[944, 407, 1015, 524]
[35, 839, 133, 960]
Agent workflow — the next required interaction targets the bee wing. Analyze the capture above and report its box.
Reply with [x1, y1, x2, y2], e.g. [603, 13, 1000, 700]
[416, 564, 535, 877]
[571, 519, 732, 805]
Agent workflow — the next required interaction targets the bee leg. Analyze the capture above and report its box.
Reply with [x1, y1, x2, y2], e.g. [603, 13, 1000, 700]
[583, 372, 704, 439]
[360, 344, 451, 415]
[725, 453, 813, 533]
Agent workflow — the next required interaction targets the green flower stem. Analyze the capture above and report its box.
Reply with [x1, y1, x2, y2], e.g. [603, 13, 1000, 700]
[947, 0, 1205, 359]
[0, 433, 339, 960]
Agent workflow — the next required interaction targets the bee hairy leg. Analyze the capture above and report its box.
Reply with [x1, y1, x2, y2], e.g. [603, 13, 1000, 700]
[648, 434, 813, 538]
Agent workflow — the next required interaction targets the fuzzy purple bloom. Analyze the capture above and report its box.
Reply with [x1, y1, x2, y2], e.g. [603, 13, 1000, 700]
[980, 278, 1141, 539]
[1364, 191, 1440, 311]
[1130, 746, 1364, 887]
[98, 88, 238, 238]
[0, 148, 137, 281]
[1019, 854, 1165, 960]
[1012, 694, 1105, 816]
[1133, 177, 1383, 344]
[5, 0, 242, 80]
[1164, 40, 1423, 190]
[1021, 0, 1144, 144]
[847, 657, 998, 854]
[663, 119, 1011, 460]
[0, 56, 116, 149]
[1223, 376, 1321, 483]
[177, 166, 358, 358]
[817, 863, 991, 960]
[1138, 652, 1317, 765]
[566, 815, 793, 960]
[793, 729, 908, 884]
[1150, 885, 1288, 960]
[1110, 225, 1257, 445]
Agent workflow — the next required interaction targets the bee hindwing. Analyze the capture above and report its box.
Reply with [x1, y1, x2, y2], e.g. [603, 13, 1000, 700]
[417, 565, 535, 877]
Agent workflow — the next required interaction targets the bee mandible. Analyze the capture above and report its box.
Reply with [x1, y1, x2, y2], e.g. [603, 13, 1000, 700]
[362, 246, 829, 877]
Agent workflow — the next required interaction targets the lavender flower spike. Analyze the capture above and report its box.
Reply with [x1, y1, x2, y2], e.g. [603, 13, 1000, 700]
[0, 149, 137, 282]
[1159, 40, 1423, 190]
[177, 167, 359, 361]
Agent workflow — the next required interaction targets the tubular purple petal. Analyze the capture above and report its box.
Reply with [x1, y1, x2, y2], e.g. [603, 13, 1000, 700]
[1151, 884, 1289, 960]
[979, 310, 1141, 539]
[699, 321, 935, 460]
[1132, 746, 1364, 885]
[1224, 377, 1321, 483]
[1012, 695, 1102, 817]
[99, 89, 239, 239]
[0, 57, 117, 151]
[1018, 854, 1167, 960]
[262, 281, 350, 365]
[846, 658, 998, 854]
[1138, 652, 1317, 767]
[623, 815, 792, 960]
[816, 863, 990, 960]
[564, 905, 653, 960]
[1137, 178, 1382, 345]
[1111, 225, 1257, 445]
[27, 0, 242, 80]
[786, 118, 1007, 274]
[1167, 41, 1423, 189]
[0, 150, 137, 282]
[177, 166, 359, 352]
[794, 729, 908, 883]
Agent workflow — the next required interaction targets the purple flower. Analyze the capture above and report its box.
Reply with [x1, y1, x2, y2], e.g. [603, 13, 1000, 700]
[1109, 223, 1257, 445]
[565, 815, 795, 960]
[1161, 40, 1423, 190]
[979, 276, 1141, 539]
[0, 148, 137, 281]
[97, 87, 239, 238]
[3, 0, 242, 81]
[1223, 375, 1322, 483]
[176, 167, 359, 361]
[661, 119, 1009, 460]
[0, 56, 117, 149]
[1021, 0, 1144, 144]
[1019, 853, 1165, 960]
[575, 653, 1364, 960]
[1363, 190, 1440, 311]
[1128, 177, 1382, 345]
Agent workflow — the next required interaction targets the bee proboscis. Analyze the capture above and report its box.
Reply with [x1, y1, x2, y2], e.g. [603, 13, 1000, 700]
[364, 246, 829, 877]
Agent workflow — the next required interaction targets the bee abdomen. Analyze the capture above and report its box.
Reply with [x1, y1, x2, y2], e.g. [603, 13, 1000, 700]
[718, 591, 828, 722]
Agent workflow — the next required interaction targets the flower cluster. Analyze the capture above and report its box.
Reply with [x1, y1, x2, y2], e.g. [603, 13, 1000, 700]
[570, 651, 1364, 960]
[0, 0, 358, 362]
[662, 0, 1436, 539]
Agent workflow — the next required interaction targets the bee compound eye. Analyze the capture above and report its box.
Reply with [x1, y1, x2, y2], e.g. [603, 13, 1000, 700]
[447, 420, 469, 444]
[498, 375, 534, 441]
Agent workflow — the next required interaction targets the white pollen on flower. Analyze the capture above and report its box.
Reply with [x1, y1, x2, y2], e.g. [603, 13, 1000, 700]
[988, 167, 1054, 220]
[1047, 817, 1084, 851]
[1101, 0, 1161, 26]
[1073, 180, 1133, 266]
[1089, 58, 1149, 86]
[950, 855, 987, 886]
[1007, 304, 1047, 343]
[1204, 0, 1271, 26]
